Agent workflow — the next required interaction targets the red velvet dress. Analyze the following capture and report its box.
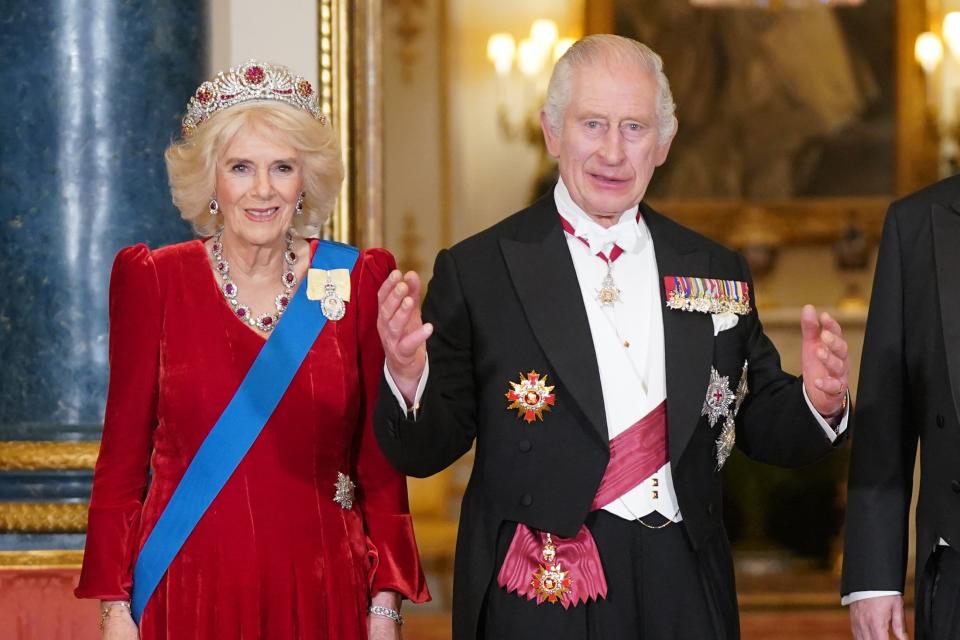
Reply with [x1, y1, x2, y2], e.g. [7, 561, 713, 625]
[75, 240, 429, 639]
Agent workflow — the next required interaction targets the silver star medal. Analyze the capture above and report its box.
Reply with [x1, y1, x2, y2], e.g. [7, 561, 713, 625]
[321, 275, 346, 321]
[701, 367, 734, 427]
[733, 360, 749, 415]
[333, 471, 355, 509]
[715, 361, 750, 470]
[596, 263, 621, 307]
[716, 416, 736, 470]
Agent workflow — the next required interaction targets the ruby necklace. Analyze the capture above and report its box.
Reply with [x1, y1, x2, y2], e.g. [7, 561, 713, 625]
[210, 229, 298, 332]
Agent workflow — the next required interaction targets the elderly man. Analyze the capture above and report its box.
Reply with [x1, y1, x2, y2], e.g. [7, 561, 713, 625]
[843, 175, 960, 640]
[375, 35, 850, 640]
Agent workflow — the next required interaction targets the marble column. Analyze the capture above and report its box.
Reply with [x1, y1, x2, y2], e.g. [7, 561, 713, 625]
[0, 0, 207, 548]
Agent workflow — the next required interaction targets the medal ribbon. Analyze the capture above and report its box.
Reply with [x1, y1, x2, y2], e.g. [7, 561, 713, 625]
[666, 275, 751, 313]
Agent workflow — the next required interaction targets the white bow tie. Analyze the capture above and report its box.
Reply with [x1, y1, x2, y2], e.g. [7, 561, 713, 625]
[575, 218, 641, 257]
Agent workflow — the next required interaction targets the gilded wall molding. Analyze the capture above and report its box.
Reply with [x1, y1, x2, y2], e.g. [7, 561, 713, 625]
[0, 441, 99, 471]
[320, 0, 384, 248]
[650, 197, 888, 248]
[0, 503, 88, 533]
[319, 0, 351, 244]
[0, 549, 83, 569]
[387, 0, 426, 83]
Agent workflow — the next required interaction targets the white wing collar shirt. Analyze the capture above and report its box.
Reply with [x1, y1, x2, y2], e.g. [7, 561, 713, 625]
[554, 178, 681, 523]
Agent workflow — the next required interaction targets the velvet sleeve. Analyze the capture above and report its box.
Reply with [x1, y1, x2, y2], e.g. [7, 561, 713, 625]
[75, 244, 161, 600]
[352, 248, 430, 603]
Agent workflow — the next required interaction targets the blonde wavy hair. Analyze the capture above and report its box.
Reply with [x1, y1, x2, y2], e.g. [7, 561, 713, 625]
[165, 102, 344, 237]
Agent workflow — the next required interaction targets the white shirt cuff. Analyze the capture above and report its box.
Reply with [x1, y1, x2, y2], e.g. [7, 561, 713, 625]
[802, 385, 849, 442]
[841, 590, 901, 606]
[383, 357, 429, 419]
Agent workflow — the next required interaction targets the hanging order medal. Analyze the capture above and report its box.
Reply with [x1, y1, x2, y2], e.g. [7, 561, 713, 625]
[558, 216, 627, 308]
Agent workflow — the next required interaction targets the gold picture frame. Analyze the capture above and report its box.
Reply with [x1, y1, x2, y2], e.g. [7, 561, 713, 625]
[321, 0, 384, 248]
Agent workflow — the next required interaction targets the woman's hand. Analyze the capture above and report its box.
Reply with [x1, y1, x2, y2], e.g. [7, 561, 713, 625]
[100, 606, 139, 640]
[368, 590, 402, 640]
[367, 613, 402, 640]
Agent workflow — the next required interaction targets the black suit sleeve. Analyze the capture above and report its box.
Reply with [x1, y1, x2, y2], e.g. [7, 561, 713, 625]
[734, 253, 842, 468]
[374, 249, 477, 478]
[841, 208, 918, 596]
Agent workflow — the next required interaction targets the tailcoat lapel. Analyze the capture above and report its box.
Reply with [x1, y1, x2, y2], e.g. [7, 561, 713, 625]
[932, 202, 960, 423]
[499, 200, 609, 446]
[643, 205, 714, 463]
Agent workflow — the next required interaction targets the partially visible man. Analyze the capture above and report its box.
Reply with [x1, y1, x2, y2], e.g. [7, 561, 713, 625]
[843, 175, 960, 640]
[377, 35, 850, 640]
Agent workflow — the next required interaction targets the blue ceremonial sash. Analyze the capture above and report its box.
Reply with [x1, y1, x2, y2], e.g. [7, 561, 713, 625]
[130, 240, 360, 623]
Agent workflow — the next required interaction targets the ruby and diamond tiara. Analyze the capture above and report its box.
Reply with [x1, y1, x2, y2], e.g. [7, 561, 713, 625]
[181, 60, 327, 138]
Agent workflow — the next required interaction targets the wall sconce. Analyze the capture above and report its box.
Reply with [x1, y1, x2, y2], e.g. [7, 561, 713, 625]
[915, 12, 960, 175]
[486, 20, 576, 146]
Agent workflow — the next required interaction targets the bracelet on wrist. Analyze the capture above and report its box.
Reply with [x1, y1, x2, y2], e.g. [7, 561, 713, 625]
[98, 601, 131, 631]
[368, 604, 403, 625]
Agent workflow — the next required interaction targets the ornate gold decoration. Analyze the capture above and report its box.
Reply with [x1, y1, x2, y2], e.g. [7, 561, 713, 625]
[0, 503, 88, 533]
[386, 0, 426, 83]
[0, 441, 99, 470]
[649, 197, 888, 248]
[530, 534, 572, 604]
[0, 549, 83, 569]
[319, 0, 349, 243]
[506, 371, 556, 423]
[321, 0, 384, 248]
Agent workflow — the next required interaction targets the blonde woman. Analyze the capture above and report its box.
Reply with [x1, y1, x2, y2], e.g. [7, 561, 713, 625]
[75, 61, 428, 639]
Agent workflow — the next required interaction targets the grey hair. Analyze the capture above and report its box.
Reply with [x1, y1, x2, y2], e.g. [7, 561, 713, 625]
[543, 34, 677, 143]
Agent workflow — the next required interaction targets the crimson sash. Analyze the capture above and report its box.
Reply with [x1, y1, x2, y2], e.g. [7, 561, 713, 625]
[496, 401, 668, 607]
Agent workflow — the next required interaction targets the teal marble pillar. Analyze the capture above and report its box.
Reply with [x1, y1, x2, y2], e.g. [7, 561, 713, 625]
[0, 0, 207, 548]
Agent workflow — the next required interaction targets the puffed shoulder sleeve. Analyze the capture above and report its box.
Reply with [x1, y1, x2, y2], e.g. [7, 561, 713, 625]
[353, 248, 430, 603]
[75, 244, 161, 600]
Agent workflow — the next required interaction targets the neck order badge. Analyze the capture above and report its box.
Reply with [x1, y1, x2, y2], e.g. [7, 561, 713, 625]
[130, 240, 359, 623]
[558, 214, 640, 307]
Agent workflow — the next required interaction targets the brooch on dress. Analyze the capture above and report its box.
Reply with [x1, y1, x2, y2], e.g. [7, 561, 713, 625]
[506, 371, 556, 423]
[665, 276, 751, 316]
[333, 471, 355, 510]
[702, 361, 750, 469]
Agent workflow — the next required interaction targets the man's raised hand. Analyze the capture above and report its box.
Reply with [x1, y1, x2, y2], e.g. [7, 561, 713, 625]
[377, 270, 432, 406]
[800, 304, 849, 419]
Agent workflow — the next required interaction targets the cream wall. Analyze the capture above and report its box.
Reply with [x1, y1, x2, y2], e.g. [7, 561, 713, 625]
[382, 0, 585, 283]
[382, 0, 447, 276]
[446, 0, 583, 242]
[207, 0, 318, 90]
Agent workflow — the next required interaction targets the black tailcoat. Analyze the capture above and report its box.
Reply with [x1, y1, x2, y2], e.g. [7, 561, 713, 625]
[376, 195, 841, 639]
[842, 175, 960, 635]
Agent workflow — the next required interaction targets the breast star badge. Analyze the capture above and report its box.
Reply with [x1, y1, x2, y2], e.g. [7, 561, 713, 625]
[705, 360, 750, 470]
[701, 367, 734, 427]
[506, 371, 556, 423]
